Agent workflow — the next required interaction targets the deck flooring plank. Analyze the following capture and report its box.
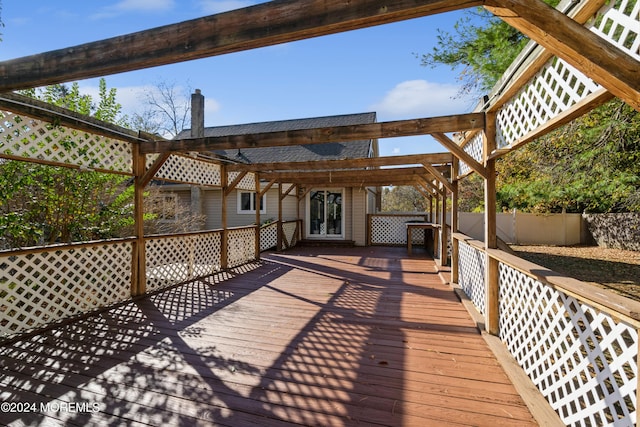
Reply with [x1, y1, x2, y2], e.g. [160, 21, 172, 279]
[0, 246, 537, 426]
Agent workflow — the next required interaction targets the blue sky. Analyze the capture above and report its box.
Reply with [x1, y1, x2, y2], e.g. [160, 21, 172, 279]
[1, 1, 480, 156]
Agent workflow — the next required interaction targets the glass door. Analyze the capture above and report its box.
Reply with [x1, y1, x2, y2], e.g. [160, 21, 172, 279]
[308, 189, 343, 238]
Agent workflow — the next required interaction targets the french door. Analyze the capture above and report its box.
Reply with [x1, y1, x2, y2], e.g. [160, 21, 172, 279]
[307, 189, 344, 238]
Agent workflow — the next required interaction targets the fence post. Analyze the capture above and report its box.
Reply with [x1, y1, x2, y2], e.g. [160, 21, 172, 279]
[451, 160, 459, 283]
[132, 144, 146, 297]
[221, 165, 228, 269]
[484, 111, 499, 336]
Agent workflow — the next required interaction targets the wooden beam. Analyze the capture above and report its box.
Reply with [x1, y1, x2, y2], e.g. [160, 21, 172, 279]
[280, 183, 296, 201]
[141, 114, 485, 154]
[226, 152, 453, 172]
[0, 0, 483, 91]
[224, 171, 248, 196]
[431, 132, 488, 179]
[423, 163, 454, 193]
[140, 153, 171, 188]
[485, 0, 640, 111]
[261, 166, 429, 183]
[258, 179, 277, 198]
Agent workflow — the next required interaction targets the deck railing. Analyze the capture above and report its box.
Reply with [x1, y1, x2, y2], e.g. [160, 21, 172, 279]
[0, 223, 303, 341]
[259, 220, 301, 251]
[453, 232, 640, 426]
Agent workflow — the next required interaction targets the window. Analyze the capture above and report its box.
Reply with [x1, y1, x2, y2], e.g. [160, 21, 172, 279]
[237, 191, 266, 214]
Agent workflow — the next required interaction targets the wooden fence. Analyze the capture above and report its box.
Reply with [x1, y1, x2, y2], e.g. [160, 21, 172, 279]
[1, 222, 301, 341]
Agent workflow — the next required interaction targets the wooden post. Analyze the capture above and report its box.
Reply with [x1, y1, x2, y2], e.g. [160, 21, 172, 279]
[451, 159, 460, 284]
[440, 185, 448, 266]
[255, 173, 261, 260]
[277, 182, 283, 251]
[484, 111, 499, 336]
[132, 143, 146, 296]
[221, 165, 228, 269]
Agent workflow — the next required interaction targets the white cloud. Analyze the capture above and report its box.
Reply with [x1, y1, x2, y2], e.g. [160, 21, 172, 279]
[371, 80, 470, 119]
[198, 0, 257, 14]
[92, 0, 175, 19]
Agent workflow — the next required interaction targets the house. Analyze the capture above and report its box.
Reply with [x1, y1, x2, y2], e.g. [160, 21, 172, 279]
[168, 110, 380, 246]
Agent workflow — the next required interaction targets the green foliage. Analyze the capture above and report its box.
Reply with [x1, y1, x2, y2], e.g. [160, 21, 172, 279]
[496, 100, 640, 213]
[1, 79, 134, 248]
[420, 2, 559, 96]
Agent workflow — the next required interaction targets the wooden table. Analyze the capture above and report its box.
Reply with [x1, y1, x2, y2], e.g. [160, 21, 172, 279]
[406, 222, 440, 255]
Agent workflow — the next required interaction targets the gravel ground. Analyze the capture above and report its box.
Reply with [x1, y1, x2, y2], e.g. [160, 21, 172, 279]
[509, 245, 640, 301]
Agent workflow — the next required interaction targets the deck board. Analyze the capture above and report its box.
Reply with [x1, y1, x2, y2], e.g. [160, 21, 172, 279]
[0, 246, 537, 426]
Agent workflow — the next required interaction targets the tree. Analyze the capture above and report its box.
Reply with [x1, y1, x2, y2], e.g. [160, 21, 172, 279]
[382, 186, 430, 212]
[130, 80, 191, 138]
[419, 1, 559, 98]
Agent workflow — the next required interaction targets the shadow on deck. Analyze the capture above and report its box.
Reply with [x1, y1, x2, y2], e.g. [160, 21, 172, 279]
[0, 246, 536, 426]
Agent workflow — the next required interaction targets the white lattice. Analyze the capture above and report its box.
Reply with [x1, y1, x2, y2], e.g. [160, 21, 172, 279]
[457, 239, 486, 315]
[227, 171, 256, 191]
[0, 110, 133, 173]
[369, 215, 426, 245]
[227, 227, 256, 268]
[260, 222, 278, 251]
[145, 231, 222, 292]
[0, 240, 133, 339]
[499, 263, 638, 426]
[148, 154, 222, 186]
[459, 132, 484, 176]
[282, 220, 299, 249]
[497, 56, 601, 148]
[590, 0, 640, 61]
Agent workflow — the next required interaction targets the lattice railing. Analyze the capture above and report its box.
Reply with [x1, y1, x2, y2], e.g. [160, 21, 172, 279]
[145, 231, 222, 292]
[260, 222, 278, 251]
[499, 263, 637, 426]
[227, 226, 257, 268]
[0, 110, 133, 174]
[0, 239, 133, 339]
[457, 238, 486, 315]
[368, 214, 427, 245]
[453, 232, 639, 426]
[147, 153, 222, 186]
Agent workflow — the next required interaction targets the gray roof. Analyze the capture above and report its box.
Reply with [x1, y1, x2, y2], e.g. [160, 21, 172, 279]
[176, 112, 377, 164]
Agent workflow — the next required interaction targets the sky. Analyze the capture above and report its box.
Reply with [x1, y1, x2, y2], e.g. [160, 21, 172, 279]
[0, 0, 481, 156]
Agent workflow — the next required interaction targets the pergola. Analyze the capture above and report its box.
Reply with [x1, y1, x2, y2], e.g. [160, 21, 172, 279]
[1, 0, 639, 425]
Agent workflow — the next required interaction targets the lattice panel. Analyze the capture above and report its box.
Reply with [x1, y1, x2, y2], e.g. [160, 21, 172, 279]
[227, 171, 256, 191]
[459, 132, 484, 176]
[282, 221, 299, 249]
[369, 215, 426, 245]
[0, 110, 133, 174]
[499, 263, 638, 426]
[227, 227, 256, 268]
[260, 223, 278, 251]
[148, 154, 222, 186]
[496, 56, 601, 149]
[457, 240, 486, 315]
[145, 232, 222, 292]
[0, 241, 132, 339]
[590, 0, 640, 61]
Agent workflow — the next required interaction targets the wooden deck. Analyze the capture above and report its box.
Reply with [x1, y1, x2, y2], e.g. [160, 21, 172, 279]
[0, 247, 537, 426]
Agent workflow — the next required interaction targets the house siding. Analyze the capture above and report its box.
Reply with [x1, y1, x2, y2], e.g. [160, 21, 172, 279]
[203, 187, 298, 230]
